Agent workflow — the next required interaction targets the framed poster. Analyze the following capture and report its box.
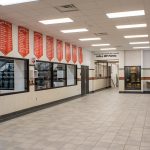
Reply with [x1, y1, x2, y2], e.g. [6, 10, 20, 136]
[65, 42, 71, 63]
[34, 32, 43, 59]
[56, 39, 63, 62]
[46, 36, 54, 61]
[18, 26, 29, 57]
[72, 45, 77, 64]
[0, 20, 12, 55]
[125, 66, 141, 90]
[78, 47, 83, 64]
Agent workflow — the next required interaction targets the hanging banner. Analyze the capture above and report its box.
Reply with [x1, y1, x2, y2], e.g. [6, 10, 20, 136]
[0, 19, 12, 55]
[34, 31, 43, 59]
[46, 36, 54, 61]
[56, 39, 63, 62]
[18, 26, 29, 57]
[78, 47, 83, 64]
[65, 42, 71, 63]
[72, 45, 77, 64]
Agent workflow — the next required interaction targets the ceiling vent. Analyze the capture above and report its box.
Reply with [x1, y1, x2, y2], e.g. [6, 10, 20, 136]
[94, 32, 108, 36]
[55, 4, 79, 12]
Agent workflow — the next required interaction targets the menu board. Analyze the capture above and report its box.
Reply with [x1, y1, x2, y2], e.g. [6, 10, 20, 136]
[46, 36, 54, 61]
[56, 39, 63, 62]
[34, 32, 43, 59]
[18, 26, 29, 57]
[78, 47, 83, 64]
[0, 20, 12, 55]
[65, 42, 71, 63]
[72, 45, 77, 64]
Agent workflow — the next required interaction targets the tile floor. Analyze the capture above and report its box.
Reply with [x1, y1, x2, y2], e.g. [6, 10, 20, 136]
[0, 88, 150, 150]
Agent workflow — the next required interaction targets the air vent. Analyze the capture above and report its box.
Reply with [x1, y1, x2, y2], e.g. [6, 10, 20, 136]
[94, 32, 108, 36]
[55, 4, 79, 12]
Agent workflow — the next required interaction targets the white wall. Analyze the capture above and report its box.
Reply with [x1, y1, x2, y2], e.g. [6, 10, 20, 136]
[119, 50, 150, 92]
[143, 51, 150, 91]
[0, 22, 96, 116]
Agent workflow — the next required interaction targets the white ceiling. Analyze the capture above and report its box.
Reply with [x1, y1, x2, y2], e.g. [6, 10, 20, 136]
[0, 0, 150, 52]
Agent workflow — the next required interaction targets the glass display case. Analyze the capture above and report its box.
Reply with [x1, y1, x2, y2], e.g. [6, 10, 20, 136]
[53, 63, 66, 87]
[67, 64, 77, 86]
[35, 61, 52, 90]
[0, 59, 14, 90]
[0, 57, 29, 95]
[125, 66, 141, 90]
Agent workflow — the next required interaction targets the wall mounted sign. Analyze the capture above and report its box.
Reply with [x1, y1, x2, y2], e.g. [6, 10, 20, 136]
[34, 32, 43, 59]
[95, 52, 119, 60]
[72, 45, 77, 64]
[65, 42, 71, 63]
[46, 36, 54, 61]
[78, 47, 83, 64]
[18, 26, 29, 57]
[0, 19, 12, 55]
[56, 39, 63, 62]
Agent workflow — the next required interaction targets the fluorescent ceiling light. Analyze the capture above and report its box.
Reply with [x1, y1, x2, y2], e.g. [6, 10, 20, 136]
[124, 35, 148, 38]
[133, 46, 150, 49]
[92, 44, 110, 47]
[39, 18, 73, 25]
[61, 28, 88, 33]
[129, 41, 150, 45]
[0, 0, 38, 6]
[79, 37, 101, 41]
[100, 48, 117, 50]
[106, 10, 145, 18]
[116, 24, 147, 29]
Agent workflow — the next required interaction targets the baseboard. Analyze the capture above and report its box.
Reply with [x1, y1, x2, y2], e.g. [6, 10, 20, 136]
[143, 91, 150, 94]
[0, 94, 81, 123]
[89, 86, 111, 94]
[119, 91, 150, 94]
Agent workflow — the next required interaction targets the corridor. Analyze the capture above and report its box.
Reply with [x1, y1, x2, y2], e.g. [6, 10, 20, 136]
[0, 89, 150, 150]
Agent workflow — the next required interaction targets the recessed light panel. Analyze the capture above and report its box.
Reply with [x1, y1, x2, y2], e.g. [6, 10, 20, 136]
[39, 18, 73, 25]
[61, 28, 88, 33]
[124, 35, 148, 38]
[0, 0, 38, 6]
[92, 44, 110, 47]
[129, 41, 149, 45]
[133, 46, 150, 49]
[116, 24, 147, 29]
[79, 38, 101, 41]
[106, 10, 145, 18]
[100, 48, 117, 50]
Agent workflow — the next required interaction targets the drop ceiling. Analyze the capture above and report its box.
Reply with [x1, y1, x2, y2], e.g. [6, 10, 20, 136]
[0, 0, 150, 52]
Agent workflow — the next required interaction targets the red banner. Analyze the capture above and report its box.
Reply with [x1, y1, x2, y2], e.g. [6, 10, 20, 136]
[56, 39, 63, 62]
[0, 20, 12, 55]
[34, 32, 43, 59]
[72, 45, 77, 64]
[65, 42, 71, 63]
[78, 47, 83, 64]
[46, 36, 54, 61]
[18, 26, 29, 57]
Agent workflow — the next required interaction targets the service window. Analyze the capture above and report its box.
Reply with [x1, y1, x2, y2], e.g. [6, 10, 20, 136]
[53, 63, 66, 87]
[35, 61, 52, 90]
[0, 57, 29, 95]
[67, 64, 77, 86]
